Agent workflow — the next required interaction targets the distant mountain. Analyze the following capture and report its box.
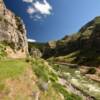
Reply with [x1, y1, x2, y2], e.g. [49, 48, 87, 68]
[33, 16, 100, 66]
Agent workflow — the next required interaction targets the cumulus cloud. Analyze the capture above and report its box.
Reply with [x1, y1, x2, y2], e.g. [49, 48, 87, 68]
[22, 0, 52, 20]
[22, 0, 33, 3]
[33, 0, 52, 15]
[27, 38, 36, 42]
[27, 6, 36, 14]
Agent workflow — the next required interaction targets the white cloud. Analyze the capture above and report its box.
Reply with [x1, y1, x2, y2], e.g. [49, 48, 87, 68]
[22, 0, 53, 20]
[28, 38, 36, 42]
[35, 15, 41, 19]
[23, 0, 33, 3]
[27, 6, 36, 14]
[33, 0, 52, 15]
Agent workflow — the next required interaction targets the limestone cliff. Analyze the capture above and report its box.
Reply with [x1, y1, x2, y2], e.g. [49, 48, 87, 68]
[33, 16, 100, 66]
[0, 0, 28, 58]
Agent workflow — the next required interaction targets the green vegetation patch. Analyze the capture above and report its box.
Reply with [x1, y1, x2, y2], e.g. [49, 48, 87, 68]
[32, 58, 58, 82]
[48, 51, 80, 64]
[86, 67, 96, 74]
[52, 83, 82, 100]
[94, 16, 100, 24]
[31, 58, 82, 100]
[0, 44, 7, 59]
[0, 82, 5, 92]
[0, 59, 28, 80]
[32, 59, 49, 81]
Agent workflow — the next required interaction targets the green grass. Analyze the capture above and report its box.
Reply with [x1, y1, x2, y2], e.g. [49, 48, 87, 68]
[0, 44, 7, 59]
[48, 47, 100, 67]
[32, 58, 58, 82]
[0, 82, 5, 92]
[0, 59, 28, 80]
[52, 83, 82, 100]
[32, 59, 49, 81]
[31, 58, 82, 100]
[48, 51, 80, 63]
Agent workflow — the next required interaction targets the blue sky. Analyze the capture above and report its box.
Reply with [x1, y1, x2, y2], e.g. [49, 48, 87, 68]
[4, 0, 100, 42]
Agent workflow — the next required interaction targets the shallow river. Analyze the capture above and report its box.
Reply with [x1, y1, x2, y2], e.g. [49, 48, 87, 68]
[58, 65, 100, 100]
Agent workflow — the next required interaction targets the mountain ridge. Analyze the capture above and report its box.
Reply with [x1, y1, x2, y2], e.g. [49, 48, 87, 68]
[30, 16, 100, 66]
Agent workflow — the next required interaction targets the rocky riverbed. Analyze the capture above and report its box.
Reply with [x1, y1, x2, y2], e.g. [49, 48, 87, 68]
[53, 64, 100, 100]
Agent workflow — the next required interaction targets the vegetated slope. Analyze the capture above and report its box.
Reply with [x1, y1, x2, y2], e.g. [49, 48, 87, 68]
[0, 58, 82, 100]
[0, 0, 99, 99]
[0, 0, 82, 99]
[40, 16, 100, 67]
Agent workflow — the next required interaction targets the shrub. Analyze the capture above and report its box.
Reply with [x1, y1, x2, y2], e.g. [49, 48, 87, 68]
[0, 82, 5, 92]
[86, 67, 96, 74]
[25, 58, 30, 63]
[0, 44, 7, 59]
[52, 83, 82, 100]
[32, 60, 49, 81]
[53, 64, 60, 71]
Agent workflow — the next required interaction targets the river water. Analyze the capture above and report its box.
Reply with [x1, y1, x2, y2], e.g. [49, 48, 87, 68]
[57, 65, 100, 100]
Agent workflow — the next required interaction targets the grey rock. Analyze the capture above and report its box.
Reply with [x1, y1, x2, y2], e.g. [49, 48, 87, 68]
[0, 0, 28, 57]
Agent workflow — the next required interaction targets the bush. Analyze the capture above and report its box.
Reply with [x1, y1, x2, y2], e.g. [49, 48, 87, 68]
[53, 64, 60, 71]
[32, 60, 49, 81]
[52, 83, 82, 100]
[0, 82, 5, 92]
[25, 58, 30, 63]
[86, 67, 96, 74]
[0, 44, 7, 59]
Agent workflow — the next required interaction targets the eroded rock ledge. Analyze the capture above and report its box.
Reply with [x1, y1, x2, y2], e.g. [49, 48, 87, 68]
[0, 0, 28, 58]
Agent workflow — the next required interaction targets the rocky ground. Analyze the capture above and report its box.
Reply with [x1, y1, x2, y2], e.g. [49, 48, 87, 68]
[50, 63, 100, 100]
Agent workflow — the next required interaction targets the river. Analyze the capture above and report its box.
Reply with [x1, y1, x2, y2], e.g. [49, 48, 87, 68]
[56, 64, 100, 100]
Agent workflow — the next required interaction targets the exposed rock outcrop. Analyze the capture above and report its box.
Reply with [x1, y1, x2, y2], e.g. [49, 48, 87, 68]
[29, 47, 42, 58]
[0, 0, 28, 58]
[33, 16, 100, 66]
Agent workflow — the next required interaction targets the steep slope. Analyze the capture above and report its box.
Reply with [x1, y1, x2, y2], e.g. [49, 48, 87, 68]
[0, 0, 28, 58]
[28, 42, 45, 58]
[38, 16, 100, 66]
[0, 1, 83, 100]
[0, 58, 84, 100]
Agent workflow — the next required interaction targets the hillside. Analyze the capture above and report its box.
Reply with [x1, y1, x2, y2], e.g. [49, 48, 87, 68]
[0, 0, 84, 100]
[0, 0, 100, 99]
[36, 17, 100, 67]
[27, 17, 100, 100]
[0, 58, 82, 100]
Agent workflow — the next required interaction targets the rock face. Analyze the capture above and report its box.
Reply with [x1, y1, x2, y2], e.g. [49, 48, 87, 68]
[34, 16, 100, 66]
[29, 47, 42, 58]
[28, 42, 43, 58]
[0, 0, 28, 58]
